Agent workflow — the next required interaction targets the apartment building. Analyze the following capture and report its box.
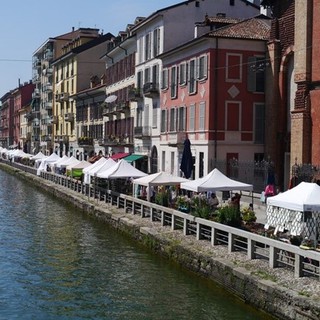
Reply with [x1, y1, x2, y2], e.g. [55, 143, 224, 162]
[159, 15, 270, 178]
[32, 28, 103, 155]
[129, 0, 260, 174]
[50, 30, 113, 157]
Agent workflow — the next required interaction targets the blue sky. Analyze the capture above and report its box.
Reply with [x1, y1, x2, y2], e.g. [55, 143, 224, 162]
[0, 0, 182, 98]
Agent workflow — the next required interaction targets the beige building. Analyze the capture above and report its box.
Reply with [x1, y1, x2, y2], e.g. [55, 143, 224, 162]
[51, 30, 113, 157]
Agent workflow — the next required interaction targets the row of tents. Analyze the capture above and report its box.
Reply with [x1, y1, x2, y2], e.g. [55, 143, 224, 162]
[1, 147, 320, 242]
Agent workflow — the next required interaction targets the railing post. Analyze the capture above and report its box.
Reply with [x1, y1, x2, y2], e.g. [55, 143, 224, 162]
[196, 223, 201, 240]
[172, 215, 176, 230]
[269, 246, 277, 268]
[294, 253, 303, 278]
[211, 227, 218, 246]
[228, 233, 235, 253]
[161, 211, 165, 226]
[247, 239, 255, 259]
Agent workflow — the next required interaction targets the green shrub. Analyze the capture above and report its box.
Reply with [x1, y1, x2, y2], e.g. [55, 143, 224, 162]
[241, 207, 257, 223]
[215, 205, 242, 227]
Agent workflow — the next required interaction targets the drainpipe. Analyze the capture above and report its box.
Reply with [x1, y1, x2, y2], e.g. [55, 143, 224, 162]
[213, 37, 219, 167]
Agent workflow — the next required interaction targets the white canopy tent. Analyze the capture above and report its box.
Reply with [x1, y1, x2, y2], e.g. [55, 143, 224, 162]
[266, 182, 320, 239]
[51, 155, 69, 172]
[96, 159, 147, 179]
[67, 160, 91, 171]
[56, 156, 78, 169]
[267, 182, 320, 212]
[67, 160, 91, 179]
[82, 157, 116, 185]
[37, 153, 61, 175]
[30, 151, 46, 160]
[180, 168, 253, 193]
[133, 171, 189, 201]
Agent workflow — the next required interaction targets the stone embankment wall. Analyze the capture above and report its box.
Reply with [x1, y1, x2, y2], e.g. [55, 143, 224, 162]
[2, 163, 320, 320]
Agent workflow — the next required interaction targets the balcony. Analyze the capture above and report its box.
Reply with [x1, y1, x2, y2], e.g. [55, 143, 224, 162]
[128, 88, 143, 101]
[44, 83, 53, 92]
[50, 116, 58, 124]
[25, 112, 35, 122]
[167, 131, 186, 147]
[78, 137, 93, 146]
[64, 112, 74, 122]
[56, 92, 69, 102]
[45, 102, 52, 110]
[143, 82, 159, 98]
[134, 126, 151, 139]
[42, 134, 52, 142]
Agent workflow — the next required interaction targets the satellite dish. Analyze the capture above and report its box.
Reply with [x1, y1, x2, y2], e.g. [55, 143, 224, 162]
[105, 95, 117, 103]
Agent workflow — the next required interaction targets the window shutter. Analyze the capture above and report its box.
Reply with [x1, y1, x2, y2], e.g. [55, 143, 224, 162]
[247, 56, 256, 92]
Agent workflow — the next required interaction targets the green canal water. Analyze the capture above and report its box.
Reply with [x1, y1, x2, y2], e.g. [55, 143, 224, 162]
[0, 170, 275, 319]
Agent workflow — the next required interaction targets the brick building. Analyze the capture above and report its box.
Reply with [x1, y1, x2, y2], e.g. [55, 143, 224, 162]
[265, 0, 320, 189]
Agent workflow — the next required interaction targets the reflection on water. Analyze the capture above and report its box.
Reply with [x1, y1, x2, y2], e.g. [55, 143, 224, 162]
[0, 170, 274, 319]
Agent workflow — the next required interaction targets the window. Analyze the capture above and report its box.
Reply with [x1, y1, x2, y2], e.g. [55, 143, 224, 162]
[170, 66, 178, 98]
[138, 37, 143, 63]
[169, 108, 176, 132]
[162, 151, 165, 171]
[199, 102, 205, 131]
[137, 71, 143, 89]
[153, 28, 160, 57]
[197, 55, 208, 80]
[189, 104, 195, 131]
[161, 109, 167, 133]
[171, 152, 175, 174]
[254, 103, 265, 143]
[161, 68, 169, 90]
[178, 106, 186, 131]
[144, 68, 150, 84]
[247, 56, 265, 93]
[226, 53, 242, 82]
[188, 59, 197, 94]
[137, 104, 143, 127]
[179, 62, 187, 85]
[226, 102, 240, 131]
[152, 102, 158, 128]
[145, 33, 152, 61]
[152, 64, 159, 84]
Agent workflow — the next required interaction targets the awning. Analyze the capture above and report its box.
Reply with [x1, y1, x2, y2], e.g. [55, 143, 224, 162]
[110, 152, 129, 160]
[123, 154, 145, 163]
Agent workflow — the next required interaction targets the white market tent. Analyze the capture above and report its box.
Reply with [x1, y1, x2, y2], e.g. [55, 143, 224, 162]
[82, 157, 116, 185]
[180, 168, 253, 192]
[52, 155, 69, 167]
[67, 160, 91, 171]
[37, 153, 61, 175]
[266, 182, 320, 239]
[30, 151, 46, 160]
[96, 159, 147, 179]
[133, 171, 189, 201]
[56, 156, 79, 169]
[67, 160, 91, 178]
[267, 182, 320, 212]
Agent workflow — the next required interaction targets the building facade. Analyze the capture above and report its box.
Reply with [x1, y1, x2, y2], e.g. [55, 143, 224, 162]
[130, 0, 261, 174]
[159, 15, 270, 178]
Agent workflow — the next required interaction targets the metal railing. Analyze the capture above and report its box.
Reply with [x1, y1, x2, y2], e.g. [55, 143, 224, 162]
[4, 159, 320, 280]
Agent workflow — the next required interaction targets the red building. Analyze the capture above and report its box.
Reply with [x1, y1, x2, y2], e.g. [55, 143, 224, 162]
[0, 81, 34, 149]
[159, 15, 270, 179]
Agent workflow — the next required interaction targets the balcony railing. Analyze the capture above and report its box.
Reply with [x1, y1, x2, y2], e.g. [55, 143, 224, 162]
[45, 102, 52, 110]
[143, 82, 159, 98]
[78, 137, 93, 146]
[128, 88, 143, 101]
[64, 113, 74, 122]
[56, 92, 69, 102]
[167, 131, 186, 147]
[134, 126, 151, 139]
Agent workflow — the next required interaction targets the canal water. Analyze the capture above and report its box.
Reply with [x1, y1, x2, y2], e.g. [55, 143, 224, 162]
[0, 170, 275, 320]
